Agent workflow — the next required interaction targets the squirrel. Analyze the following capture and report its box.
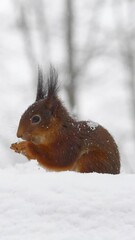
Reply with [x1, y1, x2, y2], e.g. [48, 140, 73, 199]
[10, 66, 120, 174]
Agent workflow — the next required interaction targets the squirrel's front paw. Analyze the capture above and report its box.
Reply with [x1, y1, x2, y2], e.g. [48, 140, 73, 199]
[10, 141, 28, 154]
[10, 141, 36, 160]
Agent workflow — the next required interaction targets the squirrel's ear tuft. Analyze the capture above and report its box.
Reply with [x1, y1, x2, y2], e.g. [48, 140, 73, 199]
[36, 66, 46, 101]
[47, 65, 59, 98]
[36, 65, 59, 102]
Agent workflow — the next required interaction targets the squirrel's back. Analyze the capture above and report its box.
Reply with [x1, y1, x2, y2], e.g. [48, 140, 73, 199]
[72, 121, 120, 173]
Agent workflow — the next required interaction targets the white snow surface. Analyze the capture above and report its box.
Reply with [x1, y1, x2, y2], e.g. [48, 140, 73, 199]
[0, 161, 135, 240]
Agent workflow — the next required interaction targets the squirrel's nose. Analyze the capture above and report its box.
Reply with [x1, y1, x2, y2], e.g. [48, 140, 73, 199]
[17, 127, 23, 138]
[17, 128, 31, 141]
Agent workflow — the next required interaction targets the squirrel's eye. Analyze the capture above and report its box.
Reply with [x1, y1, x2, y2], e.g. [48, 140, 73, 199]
[31, 115, 41, 124]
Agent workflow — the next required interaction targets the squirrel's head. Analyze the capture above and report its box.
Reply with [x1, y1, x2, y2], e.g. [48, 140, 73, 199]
[17, 66, 65, 145]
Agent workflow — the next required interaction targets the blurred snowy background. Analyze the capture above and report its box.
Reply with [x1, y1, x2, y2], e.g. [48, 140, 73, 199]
[0, 0, 135, 172]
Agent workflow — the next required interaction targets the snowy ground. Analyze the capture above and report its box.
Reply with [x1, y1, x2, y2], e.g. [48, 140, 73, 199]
[0, 161, 135, 240]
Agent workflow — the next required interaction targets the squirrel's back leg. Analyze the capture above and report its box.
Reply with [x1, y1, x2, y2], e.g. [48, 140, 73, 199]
[75, 149, 120, 174]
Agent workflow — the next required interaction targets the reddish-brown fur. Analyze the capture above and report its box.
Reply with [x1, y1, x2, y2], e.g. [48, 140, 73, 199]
[11, 67, 120, 174]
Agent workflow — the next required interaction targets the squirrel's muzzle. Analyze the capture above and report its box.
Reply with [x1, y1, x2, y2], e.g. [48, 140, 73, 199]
[17, 127, 23, 138]
[17, 127, 31, 141]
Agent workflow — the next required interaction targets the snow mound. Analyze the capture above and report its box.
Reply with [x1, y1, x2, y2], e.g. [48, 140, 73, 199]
[0, 161, 135, 240]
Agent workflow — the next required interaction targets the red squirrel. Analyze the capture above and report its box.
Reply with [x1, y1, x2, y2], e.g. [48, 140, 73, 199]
[11, 67, 120, 174]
